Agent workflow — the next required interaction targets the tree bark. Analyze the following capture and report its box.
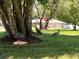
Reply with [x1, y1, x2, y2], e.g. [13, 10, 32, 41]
[0, 0, 14, 36]
[12, 0, 25, 34]
[24, 0, 33, 36]
[1, 14, 14, 36]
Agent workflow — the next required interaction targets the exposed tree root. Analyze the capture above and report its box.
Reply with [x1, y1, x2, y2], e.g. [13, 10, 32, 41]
[0, 34, 42, 45]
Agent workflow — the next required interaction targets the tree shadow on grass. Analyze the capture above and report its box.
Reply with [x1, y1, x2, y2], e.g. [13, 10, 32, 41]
[0, 34, 79, 59]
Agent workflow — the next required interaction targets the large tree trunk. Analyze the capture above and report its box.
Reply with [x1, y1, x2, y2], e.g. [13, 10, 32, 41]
[24, 0, 33, 36]
[0, 0, 14, 36]
[0, 0, 41, 43]
[1, 14, 14, 36]
[12, 0, 25, 34]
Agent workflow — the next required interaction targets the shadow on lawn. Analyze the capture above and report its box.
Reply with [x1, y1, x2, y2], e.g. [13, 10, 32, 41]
[0, 34, 79, 59]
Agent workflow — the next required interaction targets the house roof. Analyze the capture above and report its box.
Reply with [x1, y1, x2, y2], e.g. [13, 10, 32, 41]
[49, 19, 64, 23]
[32, 18, 64, 23]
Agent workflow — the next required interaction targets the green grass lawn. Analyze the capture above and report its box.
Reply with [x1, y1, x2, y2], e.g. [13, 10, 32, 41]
[0, 29, 79, 59]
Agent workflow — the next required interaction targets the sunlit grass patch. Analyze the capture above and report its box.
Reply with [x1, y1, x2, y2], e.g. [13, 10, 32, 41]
[41, 29, 79, 36]
[60, 30, 79, 36]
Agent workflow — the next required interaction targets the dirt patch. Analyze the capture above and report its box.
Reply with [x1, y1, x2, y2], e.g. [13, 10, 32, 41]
[13, 40, 28, 45]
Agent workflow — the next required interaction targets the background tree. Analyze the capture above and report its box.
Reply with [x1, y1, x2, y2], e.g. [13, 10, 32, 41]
[34, 0, 48, 29]
[33, 0, 58, 30]
[56, 0, 79, 30]
[44, 0, 58, 29]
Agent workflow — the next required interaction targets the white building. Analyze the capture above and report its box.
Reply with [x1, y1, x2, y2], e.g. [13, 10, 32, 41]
[48, 19, 65, 29]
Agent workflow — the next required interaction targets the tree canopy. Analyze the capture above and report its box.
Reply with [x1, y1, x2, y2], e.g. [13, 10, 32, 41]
[56, 0, 79, 30]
